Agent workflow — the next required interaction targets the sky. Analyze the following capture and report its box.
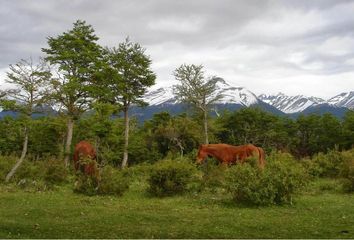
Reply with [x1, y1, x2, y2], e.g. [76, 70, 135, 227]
[1, 0, 354, 99]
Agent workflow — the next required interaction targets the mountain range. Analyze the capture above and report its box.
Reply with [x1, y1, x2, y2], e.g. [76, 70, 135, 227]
[1, 80, 353, 120]
[138, 80, 352, 120]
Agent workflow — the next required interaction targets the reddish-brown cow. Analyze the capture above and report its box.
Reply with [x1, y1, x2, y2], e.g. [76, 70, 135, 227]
[73, 141, 100, 179]
[196, 143, 265, 168]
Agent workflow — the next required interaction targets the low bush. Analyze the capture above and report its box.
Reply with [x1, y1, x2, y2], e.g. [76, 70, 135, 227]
[74, 166, 129, 196]
[305, 150, 344, 177]
[14, 160, 46, 183]
[148, 159, 197, 197]
[125, 162, 153, 182]
[339, 149, 354, 193]
[97, 166, 129, 196]
[73, 174, 98, 196]
[199, 159, 227, 193]
[0, 155, 17, 183]
[44, 159, 69, 186]
[226, 155, 308, 205]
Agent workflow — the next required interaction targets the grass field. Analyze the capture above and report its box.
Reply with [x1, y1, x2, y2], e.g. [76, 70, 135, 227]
[0, 179, 354, 239]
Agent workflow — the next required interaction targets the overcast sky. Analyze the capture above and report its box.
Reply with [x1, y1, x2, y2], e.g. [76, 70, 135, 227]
[1, 0, 354, 99]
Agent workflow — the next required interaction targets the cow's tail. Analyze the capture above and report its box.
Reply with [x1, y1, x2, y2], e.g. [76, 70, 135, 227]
[257, 147, 266, 169]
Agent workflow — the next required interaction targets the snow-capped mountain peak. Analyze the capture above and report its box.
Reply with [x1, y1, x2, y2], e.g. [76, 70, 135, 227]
[143, 87, 177, 105]
[328, 91, 354, 109]
[143, 81, 353, 114]
[144, 80, 259, 107]
[258, 92, 326, 113]
[214, 81, 258, 106]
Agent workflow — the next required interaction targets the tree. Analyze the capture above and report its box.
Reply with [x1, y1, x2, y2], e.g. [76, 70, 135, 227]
[342, 110, 354, 149]
[103, 38, 156, 168]
[295, 114, 322, 157]
[318, 113, 342, 152]
[143, 113, 200, 157]
[0, 58, 51, 182]
[173, 64, 223, 144]
[42, 20, 104, 166]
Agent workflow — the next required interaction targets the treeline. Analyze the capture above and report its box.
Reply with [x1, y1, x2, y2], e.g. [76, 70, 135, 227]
[0, 108, 353, 166]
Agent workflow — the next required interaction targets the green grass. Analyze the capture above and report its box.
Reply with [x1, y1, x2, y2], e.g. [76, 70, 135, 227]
[1, 179, 354, 239]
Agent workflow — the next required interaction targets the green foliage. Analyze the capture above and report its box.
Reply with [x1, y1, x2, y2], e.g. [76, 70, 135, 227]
[173, 64, 224, 144]
[74, 166, 129, 196]
[305, 150, 344, 177]
[148, 159, 197, 197]
[339, 149, 354, 192]
[342, 110, 354, 149]
[99, 38, 156, 167]
[0, 156, 17, 183]
[15, 160, 45, 182]
[124, 162, 153, 182]
[1, 58, 52, 116]
[226, 155, 308, 205]
[42, 20, 104, 118]
[0, 156, 68, 188]
[198, 159, 227, 192]
[216, 108, 297, 152]
[0, 117, 22, 155]
[28, 117, 66, 158]
[144, 113, 202, 157]
[44, 159, 68, 186]
[103, 38, 156, 107]
[97, 166, 129, 196]
[73, 174, 98, 196]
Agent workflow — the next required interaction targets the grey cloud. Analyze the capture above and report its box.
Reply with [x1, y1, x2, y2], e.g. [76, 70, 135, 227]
[1, 0, 354, 98]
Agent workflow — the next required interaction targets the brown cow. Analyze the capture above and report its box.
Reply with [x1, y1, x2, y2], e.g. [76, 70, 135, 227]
[73, 141, 100, 180]
[196, 143, 266, 168]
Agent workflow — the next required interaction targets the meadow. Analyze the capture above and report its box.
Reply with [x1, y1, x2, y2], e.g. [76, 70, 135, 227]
[1, 173, 354, 239]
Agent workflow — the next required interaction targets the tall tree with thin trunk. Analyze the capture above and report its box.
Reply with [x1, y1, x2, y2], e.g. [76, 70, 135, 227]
[103, 39, 156, 168]
[173, 64, 224, 144]
[42, 20, 103, 166]
[0, 58, 51, 182]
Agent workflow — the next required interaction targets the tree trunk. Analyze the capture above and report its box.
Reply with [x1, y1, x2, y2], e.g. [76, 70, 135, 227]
[5, 126, 29, 182]
[203, 109, 209, 144]
[64, 117, 74, 167]
[121, 108, 129, 168]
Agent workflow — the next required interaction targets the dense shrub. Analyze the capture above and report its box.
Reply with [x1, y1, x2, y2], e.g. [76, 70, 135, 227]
[97, 166, 129, 196]
[148, 159, 197, 197]
[74, 174, 99, 196]
[74, 166, 129, 196]
[339, 149, 354, 193]
[125, 162, 153, 183]
[15, 160, 45, 181]
[226, 155, 308, 205]
[305, 150, 344, 177]
[44, 159, 69, 186]
[0, 156, 17, 183]
[1, 156, 67, 191]
[199, 159, 227, 192]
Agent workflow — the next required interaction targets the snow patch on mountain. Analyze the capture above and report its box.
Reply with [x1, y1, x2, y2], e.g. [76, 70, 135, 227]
[143, 86, 177, 105]
[144, 80, 259, 107]
[258, 93, 326, 113]
[328, 91, 354, 109]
